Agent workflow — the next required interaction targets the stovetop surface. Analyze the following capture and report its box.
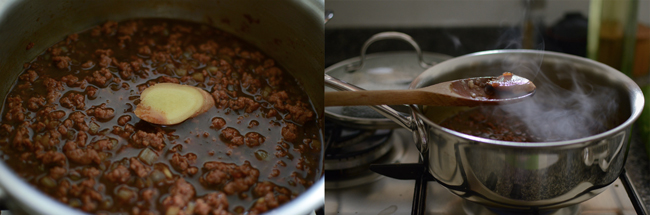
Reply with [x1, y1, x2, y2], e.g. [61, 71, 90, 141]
[324, 129, 638, 215]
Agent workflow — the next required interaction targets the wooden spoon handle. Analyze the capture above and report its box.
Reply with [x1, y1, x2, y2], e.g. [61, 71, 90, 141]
[325, 89, 441, 106]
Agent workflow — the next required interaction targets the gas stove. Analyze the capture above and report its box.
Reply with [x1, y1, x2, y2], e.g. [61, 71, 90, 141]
[324, 128, 647, 215]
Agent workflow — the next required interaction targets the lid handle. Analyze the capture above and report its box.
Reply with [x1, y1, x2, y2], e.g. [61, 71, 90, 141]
[346, 31, 434, 72]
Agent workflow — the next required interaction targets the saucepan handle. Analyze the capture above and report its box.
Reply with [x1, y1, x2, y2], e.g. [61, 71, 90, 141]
[324, 74, 415, 131]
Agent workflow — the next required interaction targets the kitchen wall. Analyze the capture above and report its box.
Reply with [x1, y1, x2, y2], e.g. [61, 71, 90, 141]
[325, 0, 650, 28]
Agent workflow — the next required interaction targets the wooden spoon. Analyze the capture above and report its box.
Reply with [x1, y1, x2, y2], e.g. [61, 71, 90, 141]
[325, 72, 536, 107]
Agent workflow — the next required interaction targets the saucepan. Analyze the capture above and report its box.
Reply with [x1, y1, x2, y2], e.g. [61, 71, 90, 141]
[325, 49, 644, 212]
[0, 0, 324, 214]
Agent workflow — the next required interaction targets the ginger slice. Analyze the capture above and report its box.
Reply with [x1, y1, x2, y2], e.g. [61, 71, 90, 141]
[135, 83, 215, 125]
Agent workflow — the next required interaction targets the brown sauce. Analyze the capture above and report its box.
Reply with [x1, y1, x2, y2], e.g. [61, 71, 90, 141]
[439, 107, 539, 142]
[450, 72, 535, 100]
[0, 19, 320, 215]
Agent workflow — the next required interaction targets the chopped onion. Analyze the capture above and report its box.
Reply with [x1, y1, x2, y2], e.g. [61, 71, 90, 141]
[68, 198, 82, 208]
[192, 72, 204, 82]
[110, 139, 118, 148]
[166, 206, 180, 215]
[40, 134, 51, 146]
[99, 152, 110, 161]
[89, 121, 100, 134]
[206, 66, 218, 75]
[116, 187, 135, 202]
[262, 86, 272, 98]
[66, 129, 76, 140]
[150, 170, 165, 182]
[101, 199, 113, 209]
[39, 176, 57, 188]
[175, 68, 187, 76]
[163, 166, 173, 179]
[254, 150, 268, 161]
[233, 206, 245, 214]
[185, 202, 196, 214]
[69, 172, 81, 181]
[138, 148, 159, 165]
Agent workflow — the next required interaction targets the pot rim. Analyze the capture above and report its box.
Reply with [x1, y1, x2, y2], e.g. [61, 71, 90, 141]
[408, 49, 644, 148]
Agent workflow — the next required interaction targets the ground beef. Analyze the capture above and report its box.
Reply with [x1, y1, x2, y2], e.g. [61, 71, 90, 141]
[281, 123, 298, 142]
[211, 117, 226, 130]
[60, 92, 85, 110]
[13, 123, 33, 151]
[52, 56, 71, 70]
[85, 86, 98, 98]
[82, 167, 101, 178]
[249, 182, 292, 215]
[85, 68, 113, 86]
[170, 152, 198, 175]
[162, 178, 195, 210]
[49, 166, 67, 179]
[244, 132, 265, 147]
[267, 91, 288, 110]
[86, 103, 115, 121]
[90, 139, 113, 151]
[26, 96, 45, 111]
[4, 96, 25, 122]
[200, 161, 259, 195]
[138, 46, 151, 56]
[117, 115, 131, 126]
[229, 97, 260, 113]
[20, 70, 38, 82]
[68, 111, 89, 132]
[129, 157, 151, 178]
[220, 127, 244, 147]
[104, 165, 131, 183]
[284, 102, 314, 125]
[81, 60, 95, 69]
[37, 151, 66, 166]
[62, 141, 101, 165]
[60, 74, 82, 87]
[131, 130, 166, 150]
[193, 192, 230, 215]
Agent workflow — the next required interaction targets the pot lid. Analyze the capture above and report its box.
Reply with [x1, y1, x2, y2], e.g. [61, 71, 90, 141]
[325, 51, 452, 129]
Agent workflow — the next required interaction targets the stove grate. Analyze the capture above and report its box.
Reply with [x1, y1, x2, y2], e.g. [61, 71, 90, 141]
[369, 162, 648, 215]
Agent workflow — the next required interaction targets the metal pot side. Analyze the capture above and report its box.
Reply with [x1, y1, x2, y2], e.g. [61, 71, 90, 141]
[0, 0, 324, 214]
[409, 50, 643, 209]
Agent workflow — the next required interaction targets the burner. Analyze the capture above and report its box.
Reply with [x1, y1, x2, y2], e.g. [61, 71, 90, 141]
[324, 127, 411, 189]
[324, 122, 395, 170]
[324, 123, 393, 161]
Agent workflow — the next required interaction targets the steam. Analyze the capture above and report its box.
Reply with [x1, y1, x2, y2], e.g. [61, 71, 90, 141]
[495, 55, 620, 142]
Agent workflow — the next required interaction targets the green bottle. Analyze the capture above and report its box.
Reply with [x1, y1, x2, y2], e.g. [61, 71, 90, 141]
[587, 0, 638, 77]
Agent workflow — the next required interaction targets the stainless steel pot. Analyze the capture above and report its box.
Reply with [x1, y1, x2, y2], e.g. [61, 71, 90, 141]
[0, 0, 324, 214]
[325, 50, 644, 211]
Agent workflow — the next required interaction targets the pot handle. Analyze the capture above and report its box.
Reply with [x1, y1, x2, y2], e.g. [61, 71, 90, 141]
[324, 74, 415, 131]
[345, 31, 434, 72]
